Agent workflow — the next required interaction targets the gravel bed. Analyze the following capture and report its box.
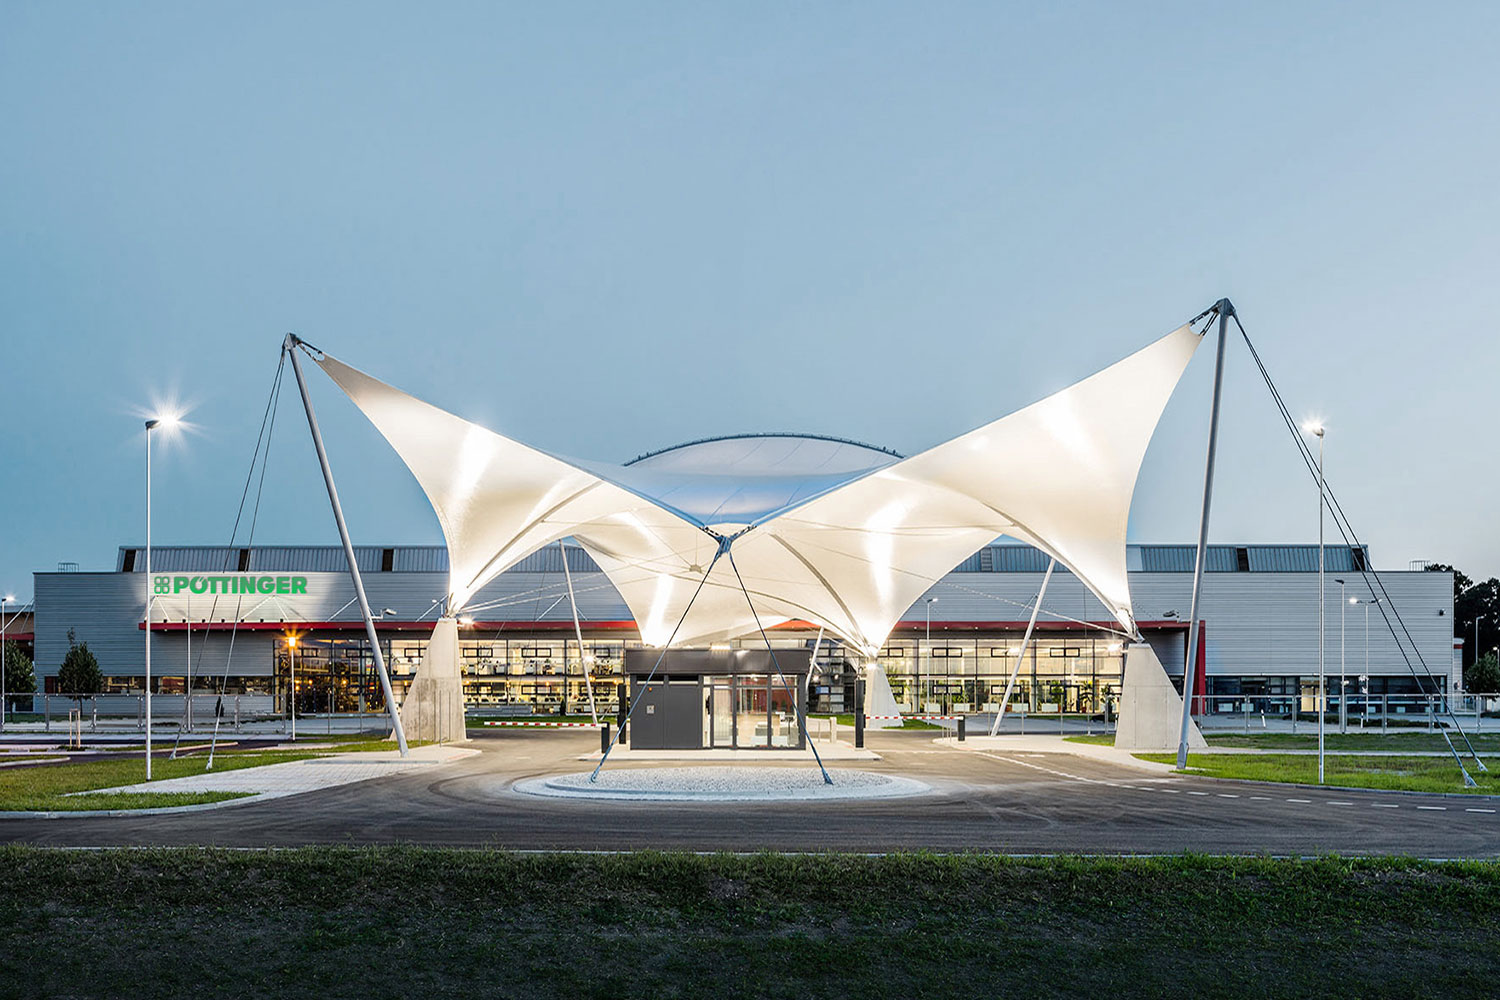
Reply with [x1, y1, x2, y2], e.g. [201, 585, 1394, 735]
[515, 765, 930, 802]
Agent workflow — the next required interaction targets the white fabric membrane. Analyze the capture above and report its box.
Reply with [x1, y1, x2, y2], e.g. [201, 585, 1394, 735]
[315, 323, 1201, 655]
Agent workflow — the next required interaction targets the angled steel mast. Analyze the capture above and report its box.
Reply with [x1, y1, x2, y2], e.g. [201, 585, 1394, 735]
[1176, 299, 1231, 770]
[284, 335, 410, 756]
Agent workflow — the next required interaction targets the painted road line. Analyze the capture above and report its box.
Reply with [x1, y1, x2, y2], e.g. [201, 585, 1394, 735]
[1187, 791, 1209, 796]
[1217, 794, 1239, 799]
[1466, 808, 1496, 814]
[1286, 799, 1311, 804]
[1249, 796, 1272, 801]
[1371, 803, 1399, 809]
[1328, 801, 1354, 807]
[1416, 805, 1446, 811]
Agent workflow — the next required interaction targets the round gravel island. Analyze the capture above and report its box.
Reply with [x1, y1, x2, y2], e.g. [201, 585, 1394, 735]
[515, 766, 930, 802]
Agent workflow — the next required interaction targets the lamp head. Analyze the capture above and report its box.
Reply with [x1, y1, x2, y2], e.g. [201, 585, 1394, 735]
[1302, 420, 1325, 438]
[287, 635, 298, 648]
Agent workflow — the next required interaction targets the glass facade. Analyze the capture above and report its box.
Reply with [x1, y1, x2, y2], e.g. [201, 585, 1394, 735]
[878, 635, 1126, 715]
[241, 629, 1137, 717]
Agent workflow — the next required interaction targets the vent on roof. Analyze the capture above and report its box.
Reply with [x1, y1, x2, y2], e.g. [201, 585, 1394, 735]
[238, 548, 251, 572]
[1235, 547, 1250, 573]
[120, 550, 136, 573]
[381, 548, 395, 572]
[58, 561, 79, 573]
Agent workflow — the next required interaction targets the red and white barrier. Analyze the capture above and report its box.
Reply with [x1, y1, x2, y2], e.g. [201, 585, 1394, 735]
[482, 720, 602, 728]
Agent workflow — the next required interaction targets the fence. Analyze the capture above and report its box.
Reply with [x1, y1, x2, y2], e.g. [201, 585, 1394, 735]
[1195, 692, 1500, 734]
[32, 693, 393, 737]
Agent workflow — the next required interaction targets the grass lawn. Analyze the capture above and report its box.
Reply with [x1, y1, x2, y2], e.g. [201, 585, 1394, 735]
[1202, 731, 1500, 753]
[1065, 734, 1116, 745]
[0, 737, 404, 811]
[0, 848, 1496, 999]
[1140, 752, 1500, 794]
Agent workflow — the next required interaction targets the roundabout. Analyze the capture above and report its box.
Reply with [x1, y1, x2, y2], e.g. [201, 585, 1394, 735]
[514, 765, 931, 802]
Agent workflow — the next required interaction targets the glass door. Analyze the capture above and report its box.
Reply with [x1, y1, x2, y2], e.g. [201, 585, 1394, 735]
[708, 680, 733, 747]
[735, 676, 769, 748]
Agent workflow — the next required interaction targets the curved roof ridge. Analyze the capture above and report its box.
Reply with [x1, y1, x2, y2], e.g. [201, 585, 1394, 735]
[625, 432, 903, 466]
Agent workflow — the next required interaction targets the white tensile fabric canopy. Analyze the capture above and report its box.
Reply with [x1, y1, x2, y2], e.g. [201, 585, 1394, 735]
[314, 323, 1202, 654]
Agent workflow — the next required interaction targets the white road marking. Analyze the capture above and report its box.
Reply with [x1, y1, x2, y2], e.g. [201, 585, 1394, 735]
[1187, 791, 1209, 796]
[1286, 799, 1311, 804]
[1217, 794, 1239, 799]
[1371, 803, 1399, 809]
[1249, 796, 1272, 801]
[1328, 801, 1353, 807]
[1417, 805, 1446, 811]
[1465, 808, 1495, 814]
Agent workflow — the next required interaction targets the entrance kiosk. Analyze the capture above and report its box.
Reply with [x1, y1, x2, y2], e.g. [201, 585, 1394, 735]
[623, 648, 812, 750]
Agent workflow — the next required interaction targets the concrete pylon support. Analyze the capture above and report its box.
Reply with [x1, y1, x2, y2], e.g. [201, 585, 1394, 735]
[400, 616, 468, 744]
[1115, 642, 1206, 752]
[863, 662, 902, 729]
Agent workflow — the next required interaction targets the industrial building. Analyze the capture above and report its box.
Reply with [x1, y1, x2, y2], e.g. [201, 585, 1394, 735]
[29, 540, 1455, 726]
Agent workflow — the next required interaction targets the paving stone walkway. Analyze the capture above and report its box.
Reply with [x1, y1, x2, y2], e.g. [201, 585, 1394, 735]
[97, 744, 477, 802]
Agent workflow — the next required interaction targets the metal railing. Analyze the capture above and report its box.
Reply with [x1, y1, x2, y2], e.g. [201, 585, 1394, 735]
[1195, 692, 1500, 734]
[30, 693, 393, 737]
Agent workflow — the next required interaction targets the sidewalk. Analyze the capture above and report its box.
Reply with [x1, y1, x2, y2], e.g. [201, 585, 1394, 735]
[92, 743, 478, 803]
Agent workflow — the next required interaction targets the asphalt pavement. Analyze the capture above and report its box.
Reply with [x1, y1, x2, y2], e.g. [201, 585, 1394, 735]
[2, 729, 1497, 856]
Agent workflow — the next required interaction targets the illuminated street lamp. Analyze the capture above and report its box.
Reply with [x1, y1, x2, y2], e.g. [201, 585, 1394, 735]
[1351, 595, 1381, 725]
[1303, 420, 1326, 784]
[287, 634, 298, 741]
[143, 412, 178, 780]
[924, 597, 937, 714]
[1335, 578, 1347, 734]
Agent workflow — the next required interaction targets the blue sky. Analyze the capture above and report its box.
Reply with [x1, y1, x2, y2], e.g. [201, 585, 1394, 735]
[2, 2, 1497, 603]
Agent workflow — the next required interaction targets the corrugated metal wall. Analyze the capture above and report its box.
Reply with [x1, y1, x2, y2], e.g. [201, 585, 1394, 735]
[47, 547, 1452, 688]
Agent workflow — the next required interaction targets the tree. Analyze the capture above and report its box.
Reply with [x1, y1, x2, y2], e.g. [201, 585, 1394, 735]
[1425, 564, 1500, 672]
[3, 641, 35, 713]
[56, 629, 103, 704]
[1466, 651, 1500, 694]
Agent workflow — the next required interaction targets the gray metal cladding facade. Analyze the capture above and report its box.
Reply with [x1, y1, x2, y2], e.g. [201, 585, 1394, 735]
[39, 547, 1455, 687]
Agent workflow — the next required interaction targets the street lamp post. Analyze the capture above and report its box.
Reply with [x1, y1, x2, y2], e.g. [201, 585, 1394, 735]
[144, 418, 158, 780]
[924, 597, 937, 714]
[1335, 578, 1346, 734]
[1477, 616, 1487, 685]
[287, 635, 298, 741]
[1352, 595, 1380, 725]
[0, 595, 10, 731]
[1305, 422, 1326, 784]
[142, 412, 179, 780]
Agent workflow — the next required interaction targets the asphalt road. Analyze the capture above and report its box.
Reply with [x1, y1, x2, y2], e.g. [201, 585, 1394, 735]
[3, 730, 1498, 856]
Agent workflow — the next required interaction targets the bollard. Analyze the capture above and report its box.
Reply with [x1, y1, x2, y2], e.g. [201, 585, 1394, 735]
[600, 720, 611, 755]
[957, 716, 966, 742]
[854, 678, 866, 749]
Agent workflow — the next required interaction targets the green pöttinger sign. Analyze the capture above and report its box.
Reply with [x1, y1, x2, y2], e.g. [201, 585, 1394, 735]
[153, 575, 308, 596]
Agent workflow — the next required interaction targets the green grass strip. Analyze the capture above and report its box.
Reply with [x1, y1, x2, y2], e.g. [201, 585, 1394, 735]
[0, 848, 1496, 999]
[1140, 751, 1500, 794]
